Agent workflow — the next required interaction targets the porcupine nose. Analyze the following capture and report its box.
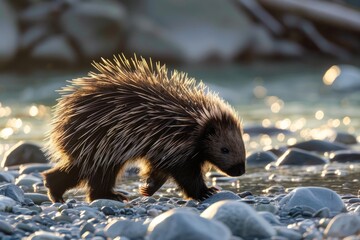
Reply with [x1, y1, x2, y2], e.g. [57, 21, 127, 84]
[227, 162, 246, 176]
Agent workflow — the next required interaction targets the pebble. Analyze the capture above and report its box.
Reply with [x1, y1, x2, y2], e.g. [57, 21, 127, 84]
[19, 163, 52, 175]
[24, 193, 49, 205]
[279, 187, 346, 217]
[324, 213, 360, 238]
[27, 231, 64, 240]
[105, 219, 147, 239]
[0, 220, 15, 234]
[201, 191, 240, 204]
[0, 172, 15, 183]
[201, 200, 276, 239]
[89, 199, 126, 209]
[0, 183, 25, 203]
[0, 195, 17, 211]
[149, 208, 231, 240]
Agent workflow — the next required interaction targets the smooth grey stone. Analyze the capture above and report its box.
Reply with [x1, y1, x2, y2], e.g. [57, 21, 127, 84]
[89, 199, 125, 209]
[0, 183, 25, 203]
[80, 222, 95, 236]
[60, 1, 126, 58]
[101, 206, 115, 215]
[0, 195, 17, 211]
[289, 139, 348, 152]
[16, 222, 37, 233]
[276, 148, 328, 166]
[243, 126, 292, 137]
[24, 193, 49, 205]
[201, 200, 276, 239]
[274, 226, 302, 240]
[329, 150, 360, 163]
[1, 142, 47, 167]
[246, 151, 277, 167]
[279, 187, 346, 217]
[258, 211, 281, 225]
[0, 0, 18, 66]
[147, 208, 160, 217]
[184, 199, 198, 207]
[313, 207, 330, 218]
[19, 1, 64, 23]
[324, 213, 360, 238]
[254, 203, 278, 214]
[19, 163, 52, 175]
[0, 172, 15, 183]
[149, 208, 231, 240]
[105, 219, 147, 239]
[201, 191, 240, 205]
[15, 174, 42, 188]
[0, 220, 14, 235]
[27, 231, 64, 240]
[331, 132, 358, 145]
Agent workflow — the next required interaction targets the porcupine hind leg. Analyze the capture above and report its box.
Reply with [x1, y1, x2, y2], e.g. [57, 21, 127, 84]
[139, 169, 168, 196]
[86, 164, 128, 202]
[43, 165, 82, 203]
[171, 163, 218, 201]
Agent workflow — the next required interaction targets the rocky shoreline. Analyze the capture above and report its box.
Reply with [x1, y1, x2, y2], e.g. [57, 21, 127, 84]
[0, 137, 360, 239]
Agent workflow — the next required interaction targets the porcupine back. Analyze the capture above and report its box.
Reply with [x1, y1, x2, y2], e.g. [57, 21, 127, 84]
[46, 55, 239, 179]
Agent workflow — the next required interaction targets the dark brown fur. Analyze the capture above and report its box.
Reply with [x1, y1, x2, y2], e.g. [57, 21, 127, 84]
[43, 55, 246, 202]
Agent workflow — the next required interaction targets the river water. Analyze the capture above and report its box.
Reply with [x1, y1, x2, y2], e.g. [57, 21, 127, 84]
[0, 59, 359, 197]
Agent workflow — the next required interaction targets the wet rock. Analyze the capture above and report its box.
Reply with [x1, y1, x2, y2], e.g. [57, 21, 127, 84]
[201, 200, 276, 239]
[329, 150, 360, 163]
[258, 212, 281, 225]
[149, 208, 231, 240]
[128, 0, 252, 62]
[24, 193, 49, 205]
[105, 219, 147, 239]
[201, 191, 240, 205]
[330, 132, 358, 145]
[80, 222, 95, 236]
[31, 35, 77, 64]
[246, 151, 277, 167]
[324, 213, 360, 238]
[0, 183, 25, 203]
[1, 142, 47, 167]
[276, 148, 328, 166]
[289, 139, 348, 152]
[243, 126, 292, 137]
[60, 1, 126, 59]
[0, 172, 15, 183]
[89, 199, 125, 209]
[0, 0, 19, 66]
[279, 187, 346, 217]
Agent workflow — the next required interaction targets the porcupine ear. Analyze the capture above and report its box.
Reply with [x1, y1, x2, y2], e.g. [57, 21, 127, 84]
[203, 120, 217, 138]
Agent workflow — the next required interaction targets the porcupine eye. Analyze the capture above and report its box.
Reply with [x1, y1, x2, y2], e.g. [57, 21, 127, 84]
[221, 147, 229, 154]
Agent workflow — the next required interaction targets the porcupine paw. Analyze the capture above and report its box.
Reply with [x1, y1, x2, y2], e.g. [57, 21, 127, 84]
[139, 184, 158, 196]
[199, 186, 220, 201]
[87, 191, 128, 202]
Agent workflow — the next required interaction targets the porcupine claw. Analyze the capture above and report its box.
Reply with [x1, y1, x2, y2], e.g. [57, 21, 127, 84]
[199, 186, 220, 201]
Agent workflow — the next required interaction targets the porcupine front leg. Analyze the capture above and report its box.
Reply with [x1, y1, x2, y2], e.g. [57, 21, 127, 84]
[86, 164, 128, 202]
[139, 170, 168, 196]
[171, 164, 218, 201]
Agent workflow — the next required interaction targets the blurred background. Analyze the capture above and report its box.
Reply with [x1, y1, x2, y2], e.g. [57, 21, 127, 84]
[0, 0, 359, 155]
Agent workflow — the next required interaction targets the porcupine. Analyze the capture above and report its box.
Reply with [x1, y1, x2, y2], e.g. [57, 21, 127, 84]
[42, 55, 246, 202]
